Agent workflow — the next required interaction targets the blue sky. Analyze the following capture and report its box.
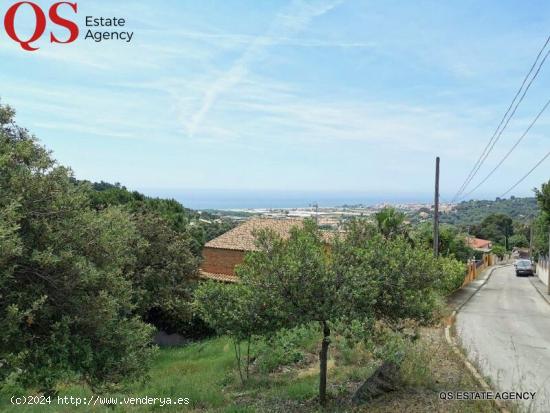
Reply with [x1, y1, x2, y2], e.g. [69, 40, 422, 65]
[1, 0, 549, 205]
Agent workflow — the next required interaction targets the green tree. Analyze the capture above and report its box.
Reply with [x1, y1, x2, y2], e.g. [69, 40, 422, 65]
[533, 180, 550, 256]
[374, 207, 408, 239]
[85, 180, 236, 256]
[535, 180, 550, 216]
[84, 181, 223, 335]
[201, 219, 451, 405]
[508, 234, 529, 249]
[235, 221, 354, 405]
[475, 213, 513, 248]
[411, 222, 473, 262]
[342, 220, 447, 321]
[131, 210, 199, 333]
[194, 281, 279, 383]
[0, 102, 155, 391]
[491, 244, 506, 259]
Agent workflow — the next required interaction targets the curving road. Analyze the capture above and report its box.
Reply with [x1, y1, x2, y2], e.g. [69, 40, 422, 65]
[456, 265, 550, 412]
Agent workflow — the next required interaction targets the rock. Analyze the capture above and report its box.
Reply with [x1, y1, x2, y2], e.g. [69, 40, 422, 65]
[352, 361, 400, 405]
[153, 330, 188, 347]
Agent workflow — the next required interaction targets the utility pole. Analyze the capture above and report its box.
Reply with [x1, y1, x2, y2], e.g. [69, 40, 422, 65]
[547, 228, 550, 294]
[547, 227, 550, 294]
[467, 225, 472, 261]
[433, 156, 440, 257]
[505, 230, 508, 252]
[529, 222, 533, 260]
[315, 203, 319, 225]
[311, 202, 319, 225]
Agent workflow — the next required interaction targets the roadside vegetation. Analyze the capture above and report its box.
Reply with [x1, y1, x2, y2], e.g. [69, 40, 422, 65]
[0, 326, 498, 413]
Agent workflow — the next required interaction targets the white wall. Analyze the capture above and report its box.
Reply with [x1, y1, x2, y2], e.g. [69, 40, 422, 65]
[536, 259, 549, 286]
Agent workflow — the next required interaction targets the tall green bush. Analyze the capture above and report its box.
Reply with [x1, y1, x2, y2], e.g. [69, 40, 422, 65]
[0, 103, 156, 391]
[197, 219, 461, 405]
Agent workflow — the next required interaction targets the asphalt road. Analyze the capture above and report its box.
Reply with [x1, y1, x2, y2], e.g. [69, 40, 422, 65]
[456, 265, 550, 412]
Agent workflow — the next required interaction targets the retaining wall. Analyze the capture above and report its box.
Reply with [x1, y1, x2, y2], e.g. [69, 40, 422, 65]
[536, 257, 549, 286]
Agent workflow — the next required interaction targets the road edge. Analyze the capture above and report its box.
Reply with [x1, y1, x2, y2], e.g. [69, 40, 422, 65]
[528, 276, 550, 306]
[444, 264, 511, 413]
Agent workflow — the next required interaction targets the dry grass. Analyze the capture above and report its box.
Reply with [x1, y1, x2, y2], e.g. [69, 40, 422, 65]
[360, 328, 498, 413]
[236, 326, 499, 413]
[0, 318, 501, 412]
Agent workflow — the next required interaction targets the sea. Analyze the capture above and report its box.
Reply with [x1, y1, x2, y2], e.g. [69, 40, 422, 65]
[139, 189, 434, 210]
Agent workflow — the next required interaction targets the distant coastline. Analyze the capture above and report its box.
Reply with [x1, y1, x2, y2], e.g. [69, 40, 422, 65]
[138, 189, 436, 210]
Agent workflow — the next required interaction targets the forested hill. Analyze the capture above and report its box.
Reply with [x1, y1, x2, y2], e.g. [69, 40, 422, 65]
[77, 180, 236, 254]
[441, 197, 538, 225]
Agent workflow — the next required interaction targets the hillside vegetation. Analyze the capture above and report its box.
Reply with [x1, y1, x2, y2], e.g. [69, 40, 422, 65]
[441, 197, 538, 225]
[82, 180, 236, 255]
[0, 329, 496, 413]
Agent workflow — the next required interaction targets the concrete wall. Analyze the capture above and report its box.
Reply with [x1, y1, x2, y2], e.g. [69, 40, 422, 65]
[462, 253, 501, 287]
[536, 258, 549, 286]
[202, 247, 246, 276]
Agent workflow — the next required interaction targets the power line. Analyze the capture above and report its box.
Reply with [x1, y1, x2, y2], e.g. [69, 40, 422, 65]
[500, 150, 550, 198]
[452, 35, 550, 202]
[454, 37, 550, 201]
[454, 44, 550, 201]
[461, 96, 550, 199]
[466, 47, 550, 181]
[453, 38, 550, 201]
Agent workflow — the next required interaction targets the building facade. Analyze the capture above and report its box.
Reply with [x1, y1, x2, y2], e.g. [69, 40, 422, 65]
[200, 218, 306, 282]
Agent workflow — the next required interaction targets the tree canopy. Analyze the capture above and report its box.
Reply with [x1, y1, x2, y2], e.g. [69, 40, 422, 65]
[0, 101, 204, 391]
[196, 218, 465, 405]
[0, 103, 158, 390]
[533, 180, 550, 256]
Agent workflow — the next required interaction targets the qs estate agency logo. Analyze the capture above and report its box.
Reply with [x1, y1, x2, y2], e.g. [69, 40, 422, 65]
[2, 1, 134, 51]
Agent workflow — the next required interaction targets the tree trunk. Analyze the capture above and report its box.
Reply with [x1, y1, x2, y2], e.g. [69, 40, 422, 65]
[233, 339, 244, 384]
[319, 320, 331, 405]
[246, 335, 251, 380]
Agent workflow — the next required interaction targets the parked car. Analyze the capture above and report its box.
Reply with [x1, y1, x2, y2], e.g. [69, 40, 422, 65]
[515, 259, 534, 277]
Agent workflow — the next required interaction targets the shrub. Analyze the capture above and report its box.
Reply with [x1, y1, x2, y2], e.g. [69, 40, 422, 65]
[196, 219, 461, 405]
[399, 339, 435, 388]
[255, 324, 319, 373]
[0, 103, 156, 391]
[436, 256, 467, 295]
[491, 244, 506, 258]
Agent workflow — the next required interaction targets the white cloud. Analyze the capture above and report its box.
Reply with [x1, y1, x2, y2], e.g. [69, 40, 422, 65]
[186, 0, 343, 137]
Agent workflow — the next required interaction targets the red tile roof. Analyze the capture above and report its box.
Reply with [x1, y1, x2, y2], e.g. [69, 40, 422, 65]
[466, 237, 492, 250]
[199, 270, 239, 283]
[204, 218, 334, 251]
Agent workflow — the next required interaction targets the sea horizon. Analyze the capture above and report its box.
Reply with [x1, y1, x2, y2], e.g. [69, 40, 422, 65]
[136, 188, 440, 210]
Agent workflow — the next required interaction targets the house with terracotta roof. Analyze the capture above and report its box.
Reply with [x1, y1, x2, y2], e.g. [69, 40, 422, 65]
[466, 237, 493, 252]
[200, 218, 333, 282]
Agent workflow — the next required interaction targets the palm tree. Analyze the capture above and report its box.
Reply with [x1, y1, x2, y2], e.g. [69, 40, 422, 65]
[374, 207, 407, 239]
